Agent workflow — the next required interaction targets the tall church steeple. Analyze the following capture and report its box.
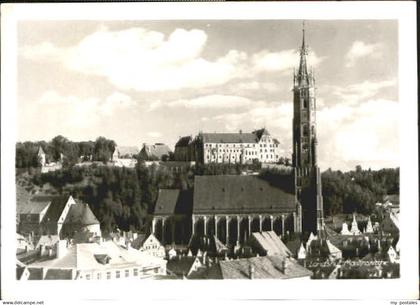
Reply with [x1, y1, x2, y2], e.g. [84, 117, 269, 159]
[292, 22, 325, 235]
[297, 23, 310, 87]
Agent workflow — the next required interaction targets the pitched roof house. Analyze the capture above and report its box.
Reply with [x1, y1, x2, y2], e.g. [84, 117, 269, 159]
[25, 240, 167, 280]
[112, 146, 140, 160]
[206, 256, 312, 280]
[18, 194, 101, 239]
[193, 175, 296, 215]
[139, 143, 172, 161]
[247, 231, 293, 257]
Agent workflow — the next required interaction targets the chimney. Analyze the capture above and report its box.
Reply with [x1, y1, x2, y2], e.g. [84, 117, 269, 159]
[248, 264, 255, 280]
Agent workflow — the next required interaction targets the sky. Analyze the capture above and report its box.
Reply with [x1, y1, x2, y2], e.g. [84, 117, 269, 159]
[17, 20, 398, 171]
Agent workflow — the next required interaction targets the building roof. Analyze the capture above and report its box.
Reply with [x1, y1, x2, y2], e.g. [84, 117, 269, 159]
[38, 146, 45, 156]
[252, 128, 270, 140]
[285, 239, 302, 257]
[166, 257, 198, 276]
[63, 203, 99, 226]
[175, 136, 193, 147]
[44, 269, 74, 280]
[212, 256, 312, 279]
[154, 189, 193, 216]
[115, 146, 140, 157]
[249, 231, 292, 257]
[383, 194, 399, 205]
[41, 195, 72, 224]
[17, 195, 54, 215]
[193, 175, 296, 214]
[28, 241, 165, 271]
[141, 143, 172, 159]
[27, 268, 44, 280]
[200, 132, 258, 144]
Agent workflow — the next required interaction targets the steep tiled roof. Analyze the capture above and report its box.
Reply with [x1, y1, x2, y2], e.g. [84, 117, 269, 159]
[131, 233, 148, 249]
[115, 146, 140, 157]
[200, 133, 257, 144]
[38, 146, 45, 156]
[28, 241, 164, 271]
[193, 176, 296, 214]
[175, 136, 192, 147]
[249, 231, 292, 257]
[41, 196, 71, 223]
[17, 195, 54, 215]
[64, 203, 99, 225]
[141, 144, 172, 159]
[217, 256, 312, 279]
[167, 257, 198, 276]
[252, 128, 270, 140]
[154, 189, 193, 216]
[44, 269, 73, 280]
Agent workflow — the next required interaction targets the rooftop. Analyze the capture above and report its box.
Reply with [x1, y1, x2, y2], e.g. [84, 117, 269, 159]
[193, 175, 296, 214]
[210, 256, 312, 279]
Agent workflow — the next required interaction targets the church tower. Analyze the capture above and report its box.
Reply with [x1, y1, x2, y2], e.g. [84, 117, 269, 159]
[292, 24, 325, 235]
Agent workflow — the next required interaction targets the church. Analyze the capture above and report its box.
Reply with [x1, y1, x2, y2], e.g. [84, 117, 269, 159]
[152, 26, 325, 246]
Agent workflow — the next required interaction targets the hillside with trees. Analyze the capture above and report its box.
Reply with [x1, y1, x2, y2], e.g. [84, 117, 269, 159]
[16, 137, 399, 234]
[16, 136, 116, 168]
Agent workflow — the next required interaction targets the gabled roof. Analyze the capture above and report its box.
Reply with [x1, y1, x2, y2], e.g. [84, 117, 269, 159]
[166, 257, 199, 276]
[193, 176, 296, 214]
[131, 234, 162, 250]
[326, 240, 342, 255]
[63, 203, 99, 225]
[200, 132, 257, 144]
[154, 189, 193, 216]
[115, 146, 140, 157]
[28, 241, 164, 271]
[141, 143, 172, 159]
[216, 256, 312, 279]
[249, 231, 292, 257]
[38, 146, 45, 156]
[44, 269, 73, 280]
[17, 195, 54, 215]
[41, 195, 72, 223]
[175, 136, 193, 147]
[252, 128, 270, 140]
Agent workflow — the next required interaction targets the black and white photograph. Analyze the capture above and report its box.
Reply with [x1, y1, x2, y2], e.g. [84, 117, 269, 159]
[1, 1, 418, 302]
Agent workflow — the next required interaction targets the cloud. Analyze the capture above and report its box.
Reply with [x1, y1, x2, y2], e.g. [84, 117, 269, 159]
[101, 92, 135, 115]
[22, 90, 136, 138]
[345, 41, 382, 67]
[147, 131, 162, 138]
[317, 98, 399, 171]
[252, 49, 325, 73]
[168, 94, 252, 109]
[330, 78, 397, 105]
[21, 27, 248, 92]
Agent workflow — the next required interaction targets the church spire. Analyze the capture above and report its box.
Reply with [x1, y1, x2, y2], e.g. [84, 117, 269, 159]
[297, 21, 309, 87]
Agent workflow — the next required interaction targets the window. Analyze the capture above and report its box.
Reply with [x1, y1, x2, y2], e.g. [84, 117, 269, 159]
[116, 271, 120, 278]
[125, 270, 129, 277]
[97, 273, 101, 280]
[134, 268, 138, 276]
[86, 274, 91, 280]
[106, 272, 111, 280]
